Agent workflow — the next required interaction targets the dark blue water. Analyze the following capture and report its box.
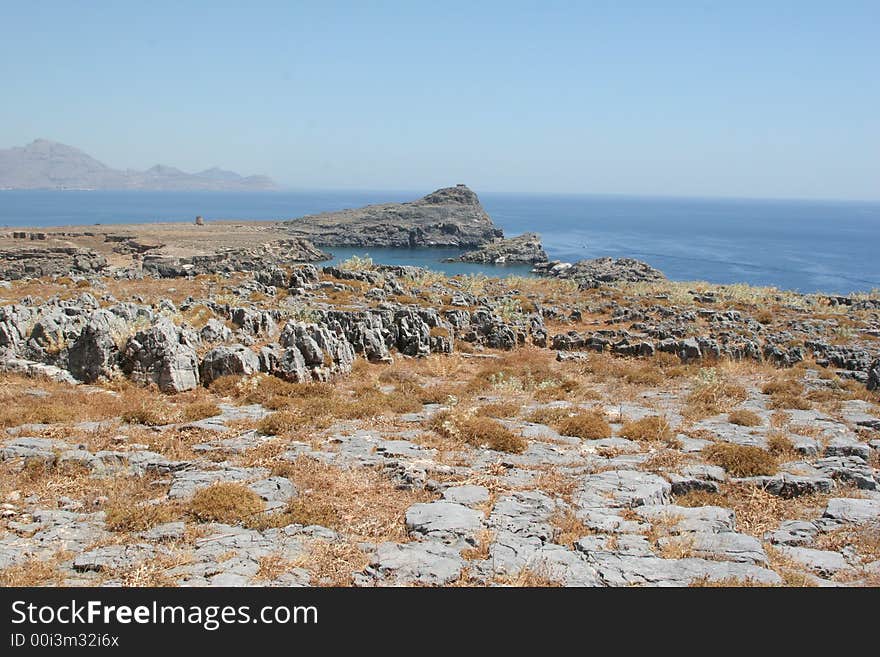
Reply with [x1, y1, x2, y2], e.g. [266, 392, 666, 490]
[1, 189, 878, 294]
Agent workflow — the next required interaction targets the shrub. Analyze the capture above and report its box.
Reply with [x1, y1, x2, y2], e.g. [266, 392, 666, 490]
[182, 401, 221, 422]
[619, 415, 677, 445]
[766, 432, 796, 457]
[554, 410, 612, 440]
[728, 409, 762, 427]
[703, 443, 778, 477]
[104, 502, 176, 532]
[257, 411, 298, 436]
[188, 482, 264, 524]
[684, 368, 748, 420]
[526, 407, 572, 425]
[121, 400, 175, 426]
[430, 411, 527, 453]
[762, 378, 811, 410]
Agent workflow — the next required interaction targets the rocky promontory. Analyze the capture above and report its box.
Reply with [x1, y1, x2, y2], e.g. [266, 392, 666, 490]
[284, 184, 503, 248]
[446, 232, 548, 264]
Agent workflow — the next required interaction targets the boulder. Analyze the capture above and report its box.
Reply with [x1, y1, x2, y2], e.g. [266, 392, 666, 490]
[199, 344, 261, 385]
[119, 319, 199, 392]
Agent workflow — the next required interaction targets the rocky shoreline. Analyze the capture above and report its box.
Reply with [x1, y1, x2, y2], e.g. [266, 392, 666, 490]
[0, 209, 878, 588]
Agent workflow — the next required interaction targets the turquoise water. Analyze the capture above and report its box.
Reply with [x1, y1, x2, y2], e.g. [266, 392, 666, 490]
[1, 189, 878, 294]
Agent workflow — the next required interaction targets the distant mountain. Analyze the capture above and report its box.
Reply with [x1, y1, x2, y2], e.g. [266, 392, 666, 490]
[0, 139, 278, 190]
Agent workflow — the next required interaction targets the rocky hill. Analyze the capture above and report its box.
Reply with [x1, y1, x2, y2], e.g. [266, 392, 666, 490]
[284, 184, 503, 247]
[0, 139, 277, 190]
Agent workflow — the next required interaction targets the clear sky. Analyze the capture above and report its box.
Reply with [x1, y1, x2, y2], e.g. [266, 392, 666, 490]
[1, 1, 877, 199]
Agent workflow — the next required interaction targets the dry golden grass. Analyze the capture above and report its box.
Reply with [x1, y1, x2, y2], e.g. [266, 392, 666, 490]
[619, 415, 678, 445]
[479, 401, 522, 418]
[554, 410, 612, 440]
[265, 456, 433, 541]
[526, 406, 572, 425]
[551, 508, 591, 547]
[254, 554, 296, 582]
[430, 411, 528, 453]
[188, 482, 264, 524]
[256, 410, 298, 436]
[728, 409, 763, 427]
[494, 566, 563, 587]
[815, 525, 880, 562]
[703, 443, 778, 477]
[104, 500, 177, 533]
[181, 401, 221, 422]
[766, 432, 797, 458]
[675, 485, 829, 537]
[683, 369, 749, 420]
[762, 377, 811, 410]
[293, 539, 371, 586]
[0, 553, 71, 586]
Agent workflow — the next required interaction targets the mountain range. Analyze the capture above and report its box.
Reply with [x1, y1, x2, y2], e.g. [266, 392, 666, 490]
[0, 139, 277, 191]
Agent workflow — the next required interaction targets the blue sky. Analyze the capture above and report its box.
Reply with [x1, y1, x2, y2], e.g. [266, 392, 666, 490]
[1, 1, 878, 199]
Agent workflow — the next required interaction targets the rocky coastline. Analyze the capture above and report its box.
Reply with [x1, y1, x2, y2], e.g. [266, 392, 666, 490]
[0, 210, 878, 588]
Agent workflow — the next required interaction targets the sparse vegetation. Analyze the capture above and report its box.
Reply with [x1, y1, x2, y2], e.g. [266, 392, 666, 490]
[703, 443, 778, 477]
[554, 410, 612, 440]
[188, 482, 264, 524]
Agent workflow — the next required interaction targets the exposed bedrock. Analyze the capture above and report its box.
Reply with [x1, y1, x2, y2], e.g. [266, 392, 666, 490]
[283, 185, 503, 248]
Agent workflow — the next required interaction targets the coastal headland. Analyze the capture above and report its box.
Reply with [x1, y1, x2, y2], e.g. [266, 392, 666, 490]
[0, 186, 878, 588]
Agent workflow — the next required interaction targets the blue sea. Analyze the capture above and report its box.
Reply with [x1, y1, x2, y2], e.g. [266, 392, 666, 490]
[1, 189, 879, 295]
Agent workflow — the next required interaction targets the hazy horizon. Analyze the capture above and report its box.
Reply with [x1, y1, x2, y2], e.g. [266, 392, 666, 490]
[2, 2, 878, 201]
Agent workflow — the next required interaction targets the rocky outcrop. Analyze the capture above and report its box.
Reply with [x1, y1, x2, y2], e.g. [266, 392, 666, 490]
[68, 310, 123, 383]
[199, 344, 261, 385]
[868, 359, 880, 391]
[284, 185, 503, 248]
[532, 257, 665, 288]
[0, 247, 107, 280]
[445, 232, 548, 264]
[119, 319, 200, 392]
[142, 239, 329, 278]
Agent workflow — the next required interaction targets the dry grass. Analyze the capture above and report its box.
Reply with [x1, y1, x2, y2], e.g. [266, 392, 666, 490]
[554, 410, 612, 440]
[479, 401, 522, 418]
[526, 407, 572, 425]
[0, 553, 71, 586]
[265, 456, 433, 541]
[815, 525, 880, 562]
[703, 443, 778, 477]
[256, 410, 298, 436]
[551, 508, 591, 547]
[728, 409, 763, 427]
[104, 500, 177, 533]
[766, 432, 797, 458]
[675, 485, 829, 537]
[254, 554, 296, 582]
[683, 368, 749, 420]
[293, 539, 371, 586]
[619, 415, 678, 446]
[430, 411, 528, 453]
[762, 377, 811, 410]
[188, 482, 264, 524]
[181, 401, 220, 422]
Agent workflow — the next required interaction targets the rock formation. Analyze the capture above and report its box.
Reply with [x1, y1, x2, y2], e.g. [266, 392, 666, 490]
[0, 247, 108, 280]
[533, 257, 666, 288]
[284, 184, 503, 248]
[446, 232, 548, 264]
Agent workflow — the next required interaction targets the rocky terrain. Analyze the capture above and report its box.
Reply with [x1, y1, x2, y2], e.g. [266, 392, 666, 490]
[446, 232, 548, 264]
[284, 185, 503, 248]
[0, 139, 277, 190]
[0, 246, 878, 587]
[533, 257, 667, 289]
